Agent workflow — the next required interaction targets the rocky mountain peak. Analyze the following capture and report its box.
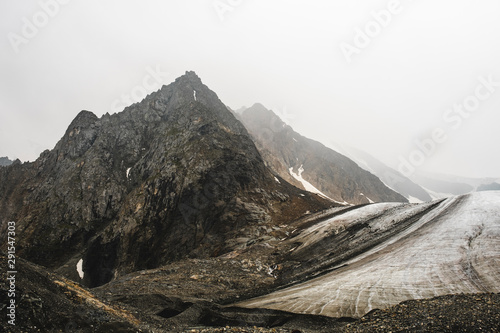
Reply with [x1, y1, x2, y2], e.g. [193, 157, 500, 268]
[68, 110, 98, 127]
[178, 70, 202, 83]
[133, 70, 250, 138]
[0, 72, 332, 288]
[248, 102, 270, 113]
[54, 110, 100, 160]
[242, 103, 285, 126]
[168, 70, 204, 100]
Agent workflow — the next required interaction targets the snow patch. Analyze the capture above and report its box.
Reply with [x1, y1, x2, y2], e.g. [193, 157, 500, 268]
[293, 138, 298, 142]
[408, 195, 423, 203]
[193, 90, 197, 101]
[76, 259, 84, 279]
[289, 165, 348, 205]
[274, 176, 280, 183]
[360, 193, 375, 204]
[289, 165, 330, 200]
[126, 167, 131, 179]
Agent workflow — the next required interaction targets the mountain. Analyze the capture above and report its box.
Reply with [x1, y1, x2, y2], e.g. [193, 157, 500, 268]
[410, 171, 500, 195]
[0, 72, 332, 288]
[0, 156, 14, 166]
[2, 73, 498, 332]
[233, 106, 248, 115]
[478, 182, 500, 192]
[337, 146, 433, 202]
[324, 145, 500, 202]
[427, 172, 500, 190]
[410, 172, 475, 198]
[239, 103, 408, 205]
[414, 171, 500, 196]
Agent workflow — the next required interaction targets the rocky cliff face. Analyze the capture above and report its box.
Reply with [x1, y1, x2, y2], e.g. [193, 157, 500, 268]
[0, 156, 13, 166]
[239, 104, 408, 205]
[0, 72, 332, 288]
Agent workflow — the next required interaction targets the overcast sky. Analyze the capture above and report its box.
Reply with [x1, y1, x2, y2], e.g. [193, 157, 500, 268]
[1, 0, 499, 178]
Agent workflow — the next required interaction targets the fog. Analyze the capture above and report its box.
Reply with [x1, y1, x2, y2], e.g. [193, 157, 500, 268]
[1, 0, 499, 178]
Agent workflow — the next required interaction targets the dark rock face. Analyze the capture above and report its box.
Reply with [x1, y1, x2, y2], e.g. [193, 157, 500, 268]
[0, 253, 140, 333]
[0, 72, 332, 288]
[0, 156, 13, 166]
[239, 104, 408, 205]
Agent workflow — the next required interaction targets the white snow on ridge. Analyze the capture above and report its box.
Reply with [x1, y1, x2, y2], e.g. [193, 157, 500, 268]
[289, 165, 349, 205]
[193, 90, 197, 101]
[76, 259, 84, 279]
[408, 195, 423, 203]
[126, 167, 132, 179]
[274, 176, 280, 183]
[359, 193, 374, 203]
[293, 202, 401, 252]
[236, 191, 500, 318]
[289, 165, 329, 199]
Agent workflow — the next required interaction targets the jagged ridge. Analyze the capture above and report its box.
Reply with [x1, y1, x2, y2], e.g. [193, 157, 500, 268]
[0, 72, 332, 288]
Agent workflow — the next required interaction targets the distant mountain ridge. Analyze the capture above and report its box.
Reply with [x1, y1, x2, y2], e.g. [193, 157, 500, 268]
[239, 103, 408, 205]
[326, 145, 500, 202]
[477, 182, 500, 191]
[410, 172, 474, 196]
[0, 156, 13, 166]
[408, 171, 500, 199]
[337, 146, 433, 202]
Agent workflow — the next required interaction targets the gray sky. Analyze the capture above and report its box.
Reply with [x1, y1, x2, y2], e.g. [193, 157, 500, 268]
[1, 0, 499, 178]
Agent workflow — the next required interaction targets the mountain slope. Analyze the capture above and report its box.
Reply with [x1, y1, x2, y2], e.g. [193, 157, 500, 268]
[239, 103, 408, 205]
[236, 191, 500, 318]
[0, 252, 143, 333]
[339, 145, 432, 202]
[0, 72, 332, 288]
